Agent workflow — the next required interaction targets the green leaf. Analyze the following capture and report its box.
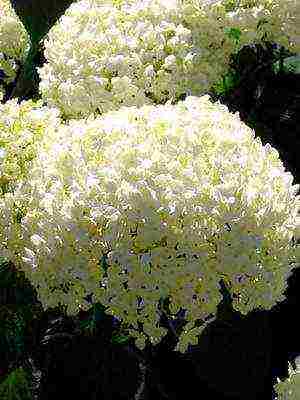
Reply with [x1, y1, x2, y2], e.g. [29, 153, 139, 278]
[272, 55, 300, 75]
[211, 69, 240, 96]
[224, 27, 242, 44]
[99, 254, 109, 275]
[0, 367, 32, 400]
[111, 334, 131, 345]
[78, 302, 107, 335]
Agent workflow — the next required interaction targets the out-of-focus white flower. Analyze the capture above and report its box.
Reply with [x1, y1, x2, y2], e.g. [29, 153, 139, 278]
[22, 247, 37, 269]
[31, 234, 46, 247]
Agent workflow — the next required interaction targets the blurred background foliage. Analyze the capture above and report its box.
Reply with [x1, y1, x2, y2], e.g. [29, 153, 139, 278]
[0, 366, 33, 400]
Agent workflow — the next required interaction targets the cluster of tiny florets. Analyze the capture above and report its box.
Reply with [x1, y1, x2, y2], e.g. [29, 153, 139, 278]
[0, 0, 300, 356]
[2, 95, 299, 352]
[37, 0, 300, 120]
[0, 98, 61, 265]
[38, 0, 233, 119]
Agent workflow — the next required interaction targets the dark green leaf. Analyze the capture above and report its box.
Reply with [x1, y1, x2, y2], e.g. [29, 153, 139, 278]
[111, 334, 130, 345]
[272, 55, 300, 75]
[224, 27, 242, 43]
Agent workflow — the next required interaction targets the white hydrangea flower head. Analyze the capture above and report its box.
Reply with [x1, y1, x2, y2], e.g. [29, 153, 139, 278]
[3, 95, 300, 353]
[37, 0, 254, 120]
[0, 99, 61, 266]
[0, 0, 30, 85]
[274, 358, 300, 399]
[38, 0, 300, 120]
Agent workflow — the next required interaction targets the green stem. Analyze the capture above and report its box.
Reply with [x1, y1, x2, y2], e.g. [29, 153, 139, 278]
[9, 41, 40, 101]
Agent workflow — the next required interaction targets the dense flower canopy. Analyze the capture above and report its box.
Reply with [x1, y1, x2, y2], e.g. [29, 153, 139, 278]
[1, 94, 299, 352]
[0, 0, 300, 361]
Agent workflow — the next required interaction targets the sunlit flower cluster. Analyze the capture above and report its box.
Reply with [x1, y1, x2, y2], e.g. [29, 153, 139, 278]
[37, 0, 300, 120]
[0, 0, 300, 357]
[2, 95, 299, 352]
[37, 0, 245, 119]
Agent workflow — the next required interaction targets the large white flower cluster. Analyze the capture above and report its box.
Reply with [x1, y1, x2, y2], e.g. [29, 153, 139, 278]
[37, 0, 300, 120]
[0, 98, 61, 264]
[37, 0, 247, 120]
[274, 358, 300, 399]
[2, 95, 299, 353]
[0, 0, 30, 93]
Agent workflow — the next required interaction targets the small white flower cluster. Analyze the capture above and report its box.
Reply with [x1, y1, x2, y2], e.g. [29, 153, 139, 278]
[274, 358, 300, 399]
[2, 95, 299, 353]
[0, 0, 30, 91]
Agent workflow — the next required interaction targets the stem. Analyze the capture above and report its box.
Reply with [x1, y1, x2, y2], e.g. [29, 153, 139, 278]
[134, 360, 147, 400]
[9, 41, 40, 101]
[122, 343, 171, 399]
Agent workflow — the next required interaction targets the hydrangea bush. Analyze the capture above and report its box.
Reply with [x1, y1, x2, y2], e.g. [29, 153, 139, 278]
[0, 0, 30, 94]
[0, 5, 300, 396]
[1, 95, 299, 353]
